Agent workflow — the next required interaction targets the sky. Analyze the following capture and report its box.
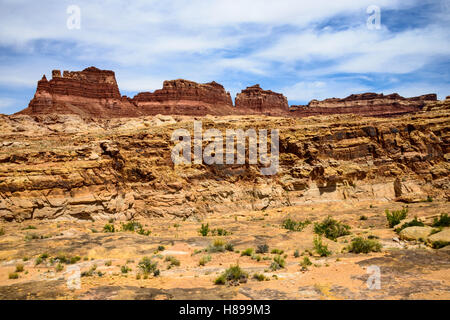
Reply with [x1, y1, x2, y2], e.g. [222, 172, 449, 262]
[0, 0, 449, 114]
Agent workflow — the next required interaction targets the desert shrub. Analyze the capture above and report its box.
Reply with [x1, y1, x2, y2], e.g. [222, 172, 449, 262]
[256, 244, 269, 254]
[121, 265, 131, 274]
[81, 265, 97, 277]
[157, 245, 165, 252]
[198, 223, 210, 237]
[395, 217, 424, 233]
[253, 273, 267, 281]
[214, 265, 248, 285]
[199, 255, 212, 266]
[105, 260, 112, 266]
[103, 224, 115, 233]
[251, 254, 261, 262]
[431, 241, 449, 249]
[314, 217, 351, 240]
[23, 225, 37, 230]
[207, 239, 226, 253]
[359, 215, 368, 221]
[211, 228, 231, 236]
[138, 257, 159, 276]
[282, 218, 311, 232]
[293, 250, 300, 258]
[225, 243, 234, 252]
[122, 221, 150, 236]
[270, 248, 284, 255]
[270, 255, 286, 271]
[240, 248, 254, 256]
[55, 263, 64, 272]
[313, 237, 332, 257]
[385, 207, 408, 228]
[15, 264, 24, 273]
[9, 272, 19, 279]
[432, 213, 450, 227]
[348, 237, 382, 254]
[165, 256, 180, 267]
[0, 228, 4, 236]
[300, 257, 312, 269]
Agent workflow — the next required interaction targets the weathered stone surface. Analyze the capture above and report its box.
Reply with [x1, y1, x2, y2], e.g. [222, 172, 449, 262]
[235, 84, 289, 115]
[428, 229, 450, 244]
[17, 67, 143, 118]
[290, 93, 437, 117]
[399, 226, 433, 241]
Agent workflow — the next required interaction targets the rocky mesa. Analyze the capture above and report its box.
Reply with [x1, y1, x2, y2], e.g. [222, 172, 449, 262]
[291, 93, 438, 117]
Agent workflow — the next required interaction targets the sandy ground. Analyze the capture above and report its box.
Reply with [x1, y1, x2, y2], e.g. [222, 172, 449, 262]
[0, 200, 448, 300]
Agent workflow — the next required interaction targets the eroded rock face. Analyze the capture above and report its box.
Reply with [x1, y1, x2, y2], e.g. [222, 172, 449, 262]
[235, 85, 289, 115]
[290, 93, 437, 117]
[0, 107, 448, 221]
[132, 79, 237, 116]
[17, 67, 143, 118]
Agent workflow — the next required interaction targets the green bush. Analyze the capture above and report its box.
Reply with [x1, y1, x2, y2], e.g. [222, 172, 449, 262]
[9, 272, 19, 279]
[225, 243, 234, 252]
[348, 237, 382, 254]
[432, 213, 450, 227]
[270, 255, 286, 271]
[293, 249, 300, 258]
[282, 218, 311, 232]
[253, 273, 267, 281]
[395, 217, 424, 233]
[271, 249, 284, 255]
[122, 221, 151, 236]
[314, 217, 351, 240]
[214, 265, 248, 285]
[207, 239, 226, 253]
[157, 245, 165, 252]
[211, 228, 231, 236]
[165, 256, 180, 267]
[241, 248, 254, 256]
[121, 265, 131, 274]
[0, 228, 4, 236]
[300, 256, 312, 269]
[55, 263, 64, 272]
[256, 244, 269, 254]
[138, 257, 159, 277]
[15, 264, 24, 272]
[313, 237, 332, 257]
[199, 255, 212, 266]
[385, 207, 408, 228]
[359, 215, 368, 221]
[198, 223, 210, 237]
[103, 224, 115, 233]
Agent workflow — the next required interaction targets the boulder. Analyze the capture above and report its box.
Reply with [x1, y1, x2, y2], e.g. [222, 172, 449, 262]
[399, 226, 434, 241]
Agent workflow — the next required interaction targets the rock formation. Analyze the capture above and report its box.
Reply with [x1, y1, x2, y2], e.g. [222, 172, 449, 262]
[132, 79, 238, 116]
[290, 93, 437, 117]
[0, 105, 448, 221]
[17, 67, 143, 118]
[235, 84, 289, 115]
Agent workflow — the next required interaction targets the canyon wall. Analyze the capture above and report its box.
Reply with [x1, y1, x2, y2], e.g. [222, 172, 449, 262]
[0, 104, 448, 221]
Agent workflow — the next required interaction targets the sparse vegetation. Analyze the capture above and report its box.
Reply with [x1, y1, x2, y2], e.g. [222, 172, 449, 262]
[138, 257, 160, 277]
[9, 272, 19, 279]
[313, 237, 332, 257]
[105, 260, 112, 266]
[359, 215, 368, 221]
[300, 256, 312, 269]
[348, 237, 382, 254]
[81, 265, 98, 277]
[253, 273, 267, 281]
[432, 213, 450, 227]
[224, 243, 234, 252]
[157, 245, 165, 252]
[199, 255, 212, 266]
[270, 255, 286, 271]
[55, 263, 64, 272]
[282, 218, 311, 231]
[293, 249, 300, 258]
[207, 239, 226, 253]
[211, 228, 231, 236]
[121, 265, 132, 274]
[15, 264, 24, 272]
[270, 248, 284, 255]
[0, 228, 4, 236]
[103, 224, 115, 233]
[121, 221, 151, 236]
[314, 217, 351, 240]
[241, 248, 254, 256]
[165, 255, 180, 268]
[214, 265, 248, 285]
[256, 244, 269, 254]
[198, 223, 210, 237]
[385, 207, 408, 228]
[431, 241, 449, 249]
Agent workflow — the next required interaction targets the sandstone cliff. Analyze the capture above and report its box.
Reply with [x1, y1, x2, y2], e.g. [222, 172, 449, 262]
[290, 93, 437, 117]
[17, 67, 143, 118]
[132, 79, 238, 116]
[0, 104, 448, 221]
[235, 84, 289, 115]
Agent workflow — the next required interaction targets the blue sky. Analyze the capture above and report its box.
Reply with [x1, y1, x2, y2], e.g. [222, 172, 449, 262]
[0, 0, 449, 114]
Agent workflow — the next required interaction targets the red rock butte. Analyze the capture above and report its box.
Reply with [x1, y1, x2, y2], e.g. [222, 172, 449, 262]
[16, 66, 442, 119]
